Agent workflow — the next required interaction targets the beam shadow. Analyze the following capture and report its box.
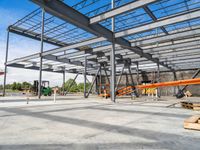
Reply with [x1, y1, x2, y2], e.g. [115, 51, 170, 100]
[1, 107, 199, 147]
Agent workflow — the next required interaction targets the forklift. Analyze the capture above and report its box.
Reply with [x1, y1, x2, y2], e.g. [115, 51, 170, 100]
[33, 80, 52, 96]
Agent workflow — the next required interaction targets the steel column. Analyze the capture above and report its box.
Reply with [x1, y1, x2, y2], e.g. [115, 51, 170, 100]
[3, 31, 10, 96]
[84, 56, 87, 98]
[136, 62, 139, 85]
[38, 8, 45, 99]
[110, 0, 116, 102]
[157, 63, 161, 97]
[63, 70, 65, 95]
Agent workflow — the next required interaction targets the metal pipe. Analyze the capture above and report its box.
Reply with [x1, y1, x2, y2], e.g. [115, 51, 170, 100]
[38, 8, 45, 99]
[84, 56, 87, 98]
[110, 0, 116, 102]
[3, 31, 10, 97]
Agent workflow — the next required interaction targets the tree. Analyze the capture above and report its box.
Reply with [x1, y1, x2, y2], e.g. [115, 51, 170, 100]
[77, 82, 91, 92]
[11, 82, 17, 90]
[64, 79, 78, 93]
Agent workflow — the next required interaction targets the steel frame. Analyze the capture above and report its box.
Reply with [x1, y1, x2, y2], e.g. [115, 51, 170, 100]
[3, 0, 200, 101]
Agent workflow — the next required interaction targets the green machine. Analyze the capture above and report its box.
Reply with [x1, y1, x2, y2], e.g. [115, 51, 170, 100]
[33, 80, 52, 96]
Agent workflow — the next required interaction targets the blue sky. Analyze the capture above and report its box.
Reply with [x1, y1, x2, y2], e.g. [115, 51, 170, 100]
[0, 0, 87, 86]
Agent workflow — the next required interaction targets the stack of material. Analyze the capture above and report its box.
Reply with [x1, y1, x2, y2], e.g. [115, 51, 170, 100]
[181, 101, 200, 111]
[184, 115, 200, 131]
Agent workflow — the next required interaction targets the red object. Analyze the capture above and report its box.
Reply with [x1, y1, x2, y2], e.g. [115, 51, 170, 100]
[0, 72, 4, 75]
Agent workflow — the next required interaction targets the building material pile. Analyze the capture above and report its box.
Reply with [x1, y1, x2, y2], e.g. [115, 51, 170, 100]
[184, 115, 200, 131]
[181, 101, 200, 111]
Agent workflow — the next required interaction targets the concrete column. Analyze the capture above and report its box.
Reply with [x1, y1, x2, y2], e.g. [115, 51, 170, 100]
[3, 31, 10, 97]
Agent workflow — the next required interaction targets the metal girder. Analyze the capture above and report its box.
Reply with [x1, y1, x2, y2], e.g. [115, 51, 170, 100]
[90, 0, 157, 24]
[131, 28, 200, 47]
[42, 37, 106, 56]
[152, 47, 200, 57]
[145, 40, 200, 53]
[6, 53, 40, 65]
[43, 54, 92, 67]
[7, 63, 64, 73]
[159, 54, 200, 62]
[8, 26, 66, 47]
[31, 0, 173, 71]
[115, 9, 200, 38]
[143, 5, 168, 35]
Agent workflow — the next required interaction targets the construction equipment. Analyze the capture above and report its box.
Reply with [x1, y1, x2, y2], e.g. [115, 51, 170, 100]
[33, 80, 52, 96]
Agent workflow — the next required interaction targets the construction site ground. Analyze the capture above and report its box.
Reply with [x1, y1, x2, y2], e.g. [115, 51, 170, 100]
[0, 95, 199, 150]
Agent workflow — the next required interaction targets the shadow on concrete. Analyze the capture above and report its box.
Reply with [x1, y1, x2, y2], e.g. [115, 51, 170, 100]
[1, 106, 199, 150]
[0, 141, 179, 150]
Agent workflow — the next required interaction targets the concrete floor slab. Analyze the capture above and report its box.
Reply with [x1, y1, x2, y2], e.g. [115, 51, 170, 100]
[0, 95, 199, 150]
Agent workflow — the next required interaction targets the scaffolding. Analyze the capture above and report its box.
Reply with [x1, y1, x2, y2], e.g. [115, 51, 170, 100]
[3, 0, 200, 102]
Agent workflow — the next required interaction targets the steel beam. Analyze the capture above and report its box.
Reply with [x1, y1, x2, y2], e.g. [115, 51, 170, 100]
[63, 70, 65, 95]
[38, 9, 45, 99]
[90, 0, 157, 24]
[143, 5, 168, 35]
[131, 28, 200, 47]
[115, 9, 200, 38]
[157, 63, 161, 98]
[145, 40, 200, 53]
[84, 56, 87, 98]
[3, 31, 10, 96]
[110, 0, 116, 102]
[31, 0, 173, 71]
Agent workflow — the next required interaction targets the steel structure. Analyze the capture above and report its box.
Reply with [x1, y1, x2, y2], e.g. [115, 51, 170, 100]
[3, 0, 200, 102]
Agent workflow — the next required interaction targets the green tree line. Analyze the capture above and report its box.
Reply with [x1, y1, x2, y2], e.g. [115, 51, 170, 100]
[0, 79, 91, 93]
[0, 82, 32, 91]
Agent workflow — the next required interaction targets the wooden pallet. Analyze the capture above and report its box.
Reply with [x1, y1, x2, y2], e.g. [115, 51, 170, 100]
[181, 101, 200, 111]
[184, 115, 200, 131]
